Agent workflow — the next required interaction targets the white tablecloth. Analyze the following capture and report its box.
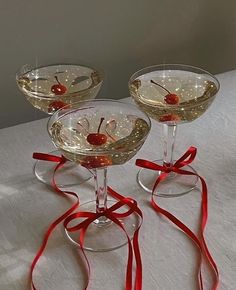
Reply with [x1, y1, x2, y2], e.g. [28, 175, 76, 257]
[0, 70, 236, 290]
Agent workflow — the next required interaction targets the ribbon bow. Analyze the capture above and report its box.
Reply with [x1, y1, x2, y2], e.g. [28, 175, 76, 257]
[136, 146, 219, 290]
[64, 194, 143, 290]
[30, 153, 143, 290]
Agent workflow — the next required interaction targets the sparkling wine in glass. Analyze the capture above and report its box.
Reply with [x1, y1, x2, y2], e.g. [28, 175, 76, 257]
[129, 64, 220, 197]
[48, 99, 151, 251]
[16, 64, 103, 187]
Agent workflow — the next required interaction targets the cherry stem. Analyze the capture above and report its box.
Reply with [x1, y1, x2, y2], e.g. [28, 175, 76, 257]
[54, 76, 61, 85]
[105, 128, 117, 142]
[151, 79, 171, 94]
[105, 120, 117, 141]
[77, 122, 89, 134]
[97, 117, 105, 133]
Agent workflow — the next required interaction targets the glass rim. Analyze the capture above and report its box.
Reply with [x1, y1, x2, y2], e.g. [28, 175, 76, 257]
[16, 63, 104, 100]
[47, 98, 151, 156]
[128, 63, 220, 92]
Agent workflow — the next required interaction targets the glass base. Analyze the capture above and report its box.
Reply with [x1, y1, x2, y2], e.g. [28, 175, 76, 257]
[137, 159, 198, 197]
[34, 150, 93, 188]
[65, 200, 140, 252]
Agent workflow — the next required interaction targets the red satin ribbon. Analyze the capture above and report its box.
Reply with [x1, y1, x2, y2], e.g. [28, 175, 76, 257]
[30, 153, 143, 290]
[136, 146, 219, 290]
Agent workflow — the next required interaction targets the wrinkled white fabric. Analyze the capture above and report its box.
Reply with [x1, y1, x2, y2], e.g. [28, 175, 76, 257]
[0, 70, 235, 290]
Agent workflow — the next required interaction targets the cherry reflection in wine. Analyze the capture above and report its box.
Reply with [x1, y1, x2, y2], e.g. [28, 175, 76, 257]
[16, 64, 103, 187]
[48, 99, 151, 251]
[129, 64, 220, 197]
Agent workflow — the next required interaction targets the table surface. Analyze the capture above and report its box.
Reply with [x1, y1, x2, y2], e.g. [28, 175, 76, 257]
[0, 70, 236, 290]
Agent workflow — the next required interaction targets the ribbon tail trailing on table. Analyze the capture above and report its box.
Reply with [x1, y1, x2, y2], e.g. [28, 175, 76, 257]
[30, 152, 143, 290]
[136, 146, 219, 290]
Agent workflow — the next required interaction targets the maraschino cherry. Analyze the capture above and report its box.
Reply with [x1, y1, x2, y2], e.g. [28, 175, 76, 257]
[151, 79, 180, 105]
[87, 117, 108, 146]
[81, 155, 112, 169]
[51, 76, 67, 95]
[48, 100, 67, 113]
[159, 114, 180, 122]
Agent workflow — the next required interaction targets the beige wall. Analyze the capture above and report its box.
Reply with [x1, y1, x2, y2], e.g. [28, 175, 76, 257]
[0, 0, 235, 128]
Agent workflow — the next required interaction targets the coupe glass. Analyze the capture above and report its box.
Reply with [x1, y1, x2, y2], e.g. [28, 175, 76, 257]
[48, 99, 151, 251]
[129, 64, 220, 197]
[16, 64, 103, 187]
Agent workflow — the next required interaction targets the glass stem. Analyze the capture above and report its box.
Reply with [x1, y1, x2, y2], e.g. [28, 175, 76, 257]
[163, 124, 177, 168]
[93, 167, 109, 225]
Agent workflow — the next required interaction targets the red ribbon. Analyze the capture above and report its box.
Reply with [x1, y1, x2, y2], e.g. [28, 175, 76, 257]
[136, 146, 219, 290]
[30, 153, 143, 290]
